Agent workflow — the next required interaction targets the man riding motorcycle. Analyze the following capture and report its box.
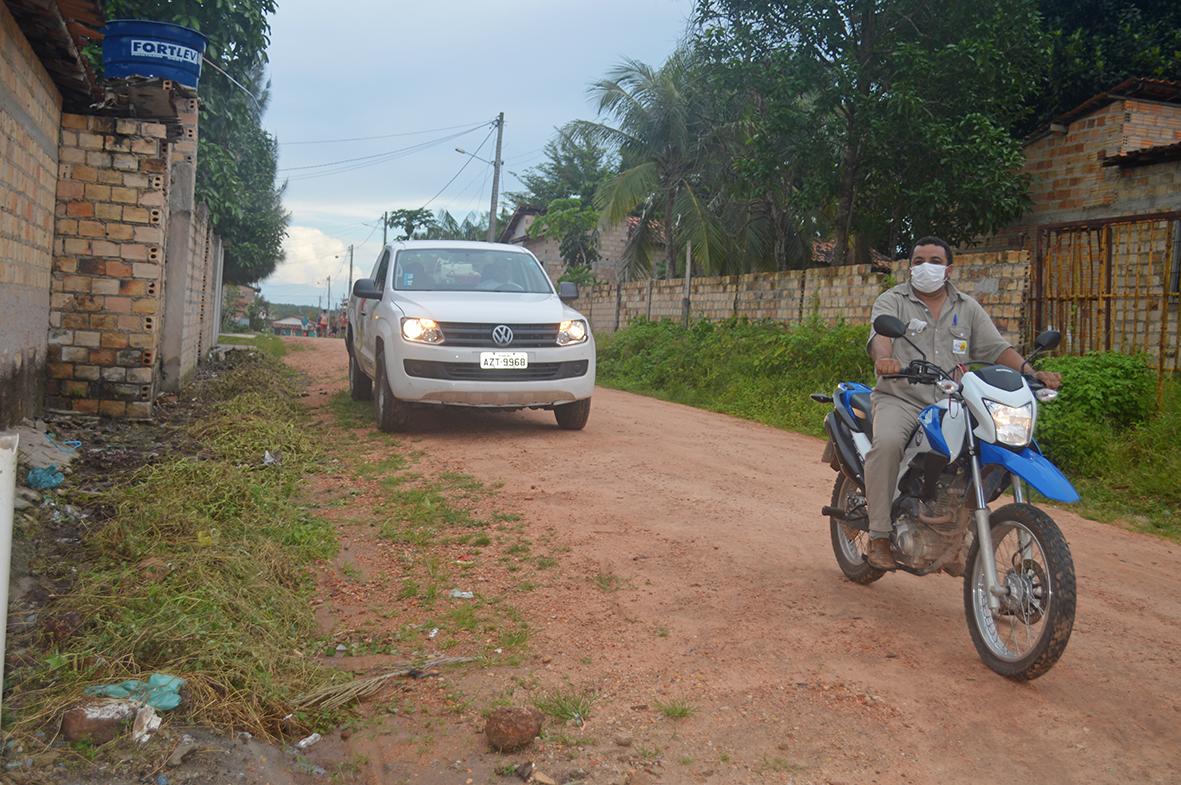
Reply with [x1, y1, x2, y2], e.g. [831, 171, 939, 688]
[864, 237, 1062, 569]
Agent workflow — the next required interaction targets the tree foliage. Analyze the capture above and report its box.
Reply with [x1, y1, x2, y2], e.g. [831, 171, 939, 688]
[697, 0, 1047, 263]
[528, 197, 602, 269]
[101, 0, 288, 284]
[507, 123, 615, 209]
[1028, 0, 1181, 133]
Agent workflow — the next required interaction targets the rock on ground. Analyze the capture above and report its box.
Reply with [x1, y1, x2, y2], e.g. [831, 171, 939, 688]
[484, 707, 544, 752]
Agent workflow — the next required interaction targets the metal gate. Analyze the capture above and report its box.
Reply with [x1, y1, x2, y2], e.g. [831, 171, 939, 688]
[1030, 212, 1181, 388]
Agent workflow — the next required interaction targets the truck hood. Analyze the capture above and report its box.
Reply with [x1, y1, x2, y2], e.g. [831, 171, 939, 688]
[392, 291, 582, 323]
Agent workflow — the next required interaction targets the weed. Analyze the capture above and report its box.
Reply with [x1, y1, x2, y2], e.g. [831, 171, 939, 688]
[655, 699, 694, 719]
[534, 556, 557, 570]
[447, 604, 480, 632]
[656, 626, 670, 638]
[340, 563, 363, 582]
[592, 571, 623, 592]
[678, 755, 694, 766]
[759, 756, 803, 773]
[535, 688, 597, 724]
[398, 578, 420, 599]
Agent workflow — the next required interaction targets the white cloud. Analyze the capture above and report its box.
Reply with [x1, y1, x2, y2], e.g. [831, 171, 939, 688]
[267, 226, 348, 286]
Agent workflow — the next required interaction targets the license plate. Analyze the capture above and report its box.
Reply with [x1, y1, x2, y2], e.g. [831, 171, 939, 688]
[479, 352, 528, 369]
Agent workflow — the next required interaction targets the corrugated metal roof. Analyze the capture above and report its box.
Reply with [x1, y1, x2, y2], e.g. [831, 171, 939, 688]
[1102, 139, 1181, 168]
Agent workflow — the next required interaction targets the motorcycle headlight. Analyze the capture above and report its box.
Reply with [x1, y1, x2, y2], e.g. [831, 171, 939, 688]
[556, 319, 588, 346]
[401, 317, 444, 344]
[984, 400, 1033, 447]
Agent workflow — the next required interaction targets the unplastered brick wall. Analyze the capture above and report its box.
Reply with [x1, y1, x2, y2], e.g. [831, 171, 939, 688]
[574, 250, 1031, 347]
[0, 0, 62, 426]
[47, 114, 169, 419]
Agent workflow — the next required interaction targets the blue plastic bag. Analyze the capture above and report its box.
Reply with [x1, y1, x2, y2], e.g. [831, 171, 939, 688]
[84, 673, 186, 710]
[26, 466, 64, 490]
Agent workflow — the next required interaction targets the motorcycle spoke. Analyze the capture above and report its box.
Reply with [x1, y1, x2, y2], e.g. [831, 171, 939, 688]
[973, 522, 1052, 662]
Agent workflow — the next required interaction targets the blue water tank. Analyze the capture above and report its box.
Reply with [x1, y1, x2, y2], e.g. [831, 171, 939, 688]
[102, 20, 208, 88]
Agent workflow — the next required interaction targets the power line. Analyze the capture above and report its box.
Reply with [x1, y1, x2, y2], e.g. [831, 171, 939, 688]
[279, 125, 489, 173]
[281, 120, 493, 146]
[419, 125, 497, 211]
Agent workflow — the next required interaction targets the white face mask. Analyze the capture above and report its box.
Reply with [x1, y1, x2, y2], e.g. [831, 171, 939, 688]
[910, 262, 947, 294]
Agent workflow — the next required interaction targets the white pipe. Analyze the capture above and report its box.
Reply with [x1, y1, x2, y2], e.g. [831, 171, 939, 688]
[0, 434, 18, 716]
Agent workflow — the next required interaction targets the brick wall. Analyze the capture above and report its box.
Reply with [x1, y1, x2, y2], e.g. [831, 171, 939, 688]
[982, 98, 1181, 249]
[46, 115, 170, 419]
[0, 2, 61, 427]
[575, 251, 1031, 346]
[518, 221, 636, 284]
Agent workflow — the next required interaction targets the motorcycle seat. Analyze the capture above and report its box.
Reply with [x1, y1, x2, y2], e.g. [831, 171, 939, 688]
[848, 391, 874, 439]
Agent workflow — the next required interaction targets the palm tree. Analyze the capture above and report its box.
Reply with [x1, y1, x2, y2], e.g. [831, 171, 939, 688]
[574, 51, 724, 280]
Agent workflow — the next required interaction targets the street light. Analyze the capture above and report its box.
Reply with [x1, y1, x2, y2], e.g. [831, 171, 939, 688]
[455, 147, 496, 167]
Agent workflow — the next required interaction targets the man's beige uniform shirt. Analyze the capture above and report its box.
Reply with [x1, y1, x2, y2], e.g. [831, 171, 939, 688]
[868, 281, 1012, 407]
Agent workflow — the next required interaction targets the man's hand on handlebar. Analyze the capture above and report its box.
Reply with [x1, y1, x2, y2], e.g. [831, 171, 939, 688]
[1034, 370, 1062, 390]
[875, 357, 902, 376]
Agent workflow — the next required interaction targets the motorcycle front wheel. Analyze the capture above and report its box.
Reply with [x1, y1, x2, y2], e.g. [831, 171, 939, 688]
[964, 503, 1076, 680]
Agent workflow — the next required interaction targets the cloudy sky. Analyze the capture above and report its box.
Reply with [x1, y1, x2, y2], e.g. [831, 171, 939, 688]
[258, 0, 693, 307]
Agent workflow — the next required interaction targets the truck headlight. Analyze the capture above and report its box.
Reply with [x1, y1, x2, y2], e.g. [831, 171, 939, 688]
[556, 319, 587, 346]
[401, 317, 443, 344]
[984, 400, 1032, 447]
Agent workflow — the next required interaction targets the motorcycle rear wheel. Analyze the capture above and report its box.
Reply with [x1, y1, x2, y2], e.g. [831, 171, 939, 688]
[964, 503, 1075, 680]
[829, 474, 885, 585]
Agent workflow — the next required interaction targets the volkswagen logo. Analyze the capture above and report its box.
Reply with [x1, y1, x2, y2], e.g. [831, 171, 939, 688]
[491, 325, 514, 346]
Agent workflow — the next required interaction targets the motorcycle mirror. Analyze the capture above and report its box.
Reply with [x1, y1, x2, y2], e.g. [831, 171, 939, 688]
[873, 314, 908, 339]
[1035, 329, 1061, 351]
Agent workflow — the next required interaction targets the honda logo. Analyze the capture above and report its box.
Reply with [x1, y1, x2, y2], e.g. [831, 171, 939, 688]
[491, 325, 513, 345]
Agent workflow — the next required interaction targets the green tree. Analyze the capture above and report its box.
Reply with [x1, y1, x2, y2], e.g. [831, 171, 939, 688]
[101, 0, 288, 283]
[1027, 1, 1181, 132]
[575, 50, 725, 279]
[698, 0, 1047, 262]
[528, 197, 602, 270]
[385, 208, 438, 240]
[507, 123, 615, 209]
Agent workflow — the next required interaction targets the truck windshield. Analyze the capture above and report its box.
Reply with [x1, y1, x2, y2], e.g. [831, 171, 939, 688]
[392, 249, 553, 293]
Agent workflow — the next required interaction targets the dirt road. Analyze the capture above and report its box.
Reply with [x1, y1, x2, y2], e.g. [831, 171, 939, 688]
[286, 337, 1181, 785]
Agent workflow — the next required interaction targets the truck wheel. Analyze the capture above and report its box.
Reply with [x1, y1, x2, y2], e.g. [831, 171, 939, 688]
[349, 349, 372, 401]
[554, 398, 591, 430]
[374, 353, 411, 433]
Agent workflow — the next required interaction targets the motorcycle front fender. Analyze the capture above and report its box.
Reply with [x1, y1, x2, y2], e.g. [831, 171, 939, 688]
[977, 442, 1080, 503]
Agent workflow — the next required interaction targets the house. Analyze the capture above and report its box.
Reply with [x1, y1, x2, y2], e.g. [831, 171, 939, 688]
[223, 284, 260, 328]
[271, 317, 305, 337]
[979, 77, 1181, 371]
[499, 205, 640, 284]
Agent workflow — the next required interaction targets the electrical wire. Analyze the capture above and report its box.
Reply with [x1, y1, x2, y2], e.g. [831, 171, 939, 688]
[279, 124, 490, 173]
[281, 120, 494, 146]
[418, 125, 497, 211]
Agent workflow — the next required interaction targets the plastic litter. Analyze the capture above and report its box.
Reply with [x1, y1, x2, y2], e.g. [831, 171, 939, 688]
[132, 705, 161, 743]
[263, 450, 281, 466]
[295, 732, 321, 750]
[26, 466, 64, 490]
[428, 627, 439, 639]
[84, 673, 186, 710]
[449, 589, 474, 599]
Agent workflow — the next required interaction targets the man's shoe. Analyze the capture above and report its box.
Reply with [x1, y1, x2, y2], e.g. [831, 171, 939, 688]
[866, 537, 895, 570]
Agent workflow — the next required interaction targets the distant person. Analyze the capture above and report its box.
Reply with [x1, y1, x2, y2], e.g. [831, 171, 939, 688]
[318, 310, 329, 338]
[300, 315, 310, 336]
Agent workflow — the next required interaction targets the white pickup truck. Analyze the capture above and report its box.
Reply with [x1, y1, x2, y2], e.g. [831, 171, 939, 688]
[346, 240, 596, 432]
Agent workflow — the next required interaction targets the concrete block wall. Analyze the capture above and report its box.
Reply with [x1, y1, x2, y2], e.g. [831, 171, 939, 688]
[575, 251, 1032, 347]
[0, 1, 62, 427]
[46, 114, 170, 418]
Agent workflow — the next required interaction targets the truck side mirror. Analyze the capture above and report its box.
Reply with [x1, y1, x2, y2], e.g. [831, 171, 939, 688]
[352, 278, 382, 300]
[558, 281, 579, 301]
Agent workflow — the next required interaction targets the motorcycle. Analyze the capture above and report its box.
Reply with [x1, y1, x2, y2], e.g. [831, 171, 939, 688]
[814, 314, 1077, 680]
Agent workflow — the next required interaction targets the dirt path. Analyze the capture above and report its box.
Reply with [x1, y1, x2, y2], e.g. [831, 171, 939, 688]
[284, 337, 1181, 785]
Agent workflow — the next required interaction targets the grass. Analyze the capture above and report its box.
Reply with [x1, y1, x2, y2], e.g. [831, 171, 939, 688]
[599, 317, 1181, 538]
[654, 699, 695, 719]
[534, 687, 597, 724]
[592, 570, 623, 592]
[6, 353, 343, 743]
[218, 332, 288, 359]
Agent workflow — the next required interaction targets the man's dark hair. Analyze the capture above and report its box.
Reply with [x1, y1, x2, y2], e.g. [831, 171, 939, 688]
[911, 236, 953, 265]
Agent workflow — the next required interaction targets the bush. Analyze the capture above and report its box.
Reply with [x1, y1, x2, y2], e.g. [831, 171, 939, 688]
[598, 317, 872, 437]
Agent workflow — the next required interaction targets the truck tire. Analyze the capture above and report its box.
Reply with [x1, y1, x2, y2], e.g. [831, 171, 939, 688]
[374, 352, 411, 433]
[349, 349, 372, 401]
[554, 397, 591, 430]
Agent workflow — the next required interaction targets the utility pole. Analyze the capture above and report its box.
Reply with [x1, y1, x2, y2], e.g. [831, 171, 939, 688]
[347, 244, 354, 292]
[681, 242, 693, 328]
[382, 211, 388, 247]
[487, 112, 504, 242]
[326, 276, 331, 318]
